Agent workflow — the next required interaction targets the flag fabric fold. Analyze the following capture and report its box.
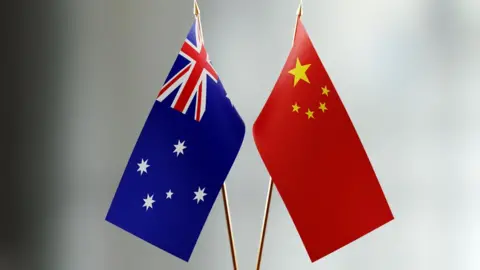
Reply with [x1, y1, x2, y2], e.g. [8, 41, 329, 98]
[253, 19, 393, 262]
[106, 17, 245, 262]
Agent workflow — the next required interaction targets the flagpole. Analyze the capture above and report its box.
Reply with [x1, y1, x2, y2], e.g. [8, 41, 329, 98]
[293, 0, 304, 43]
[255, 179, 274, 270]
[221, 184, 239, 269]
[193, 2, 239, 269]
[255, 2, 303, 269]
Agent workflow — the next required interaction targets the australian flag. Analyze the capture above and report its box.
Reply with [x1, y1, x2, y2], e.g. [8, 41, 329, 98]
[105, 17, 245, 262]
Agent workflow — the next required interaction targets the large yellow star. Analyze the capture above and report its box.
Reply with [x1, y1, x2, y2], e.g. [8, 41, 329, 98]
[318, 102, 328, 113]
[305, 108, 315, 119]
[292, 102, 301, 113]
[321, 86, 330, 96]
[288, 58, 311, 86]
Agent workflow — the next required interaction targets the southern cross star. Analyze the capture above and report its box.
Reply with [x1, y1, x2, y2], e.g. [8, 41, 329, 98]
[166, 190, 174, 199]
[193, 187, 207, 204]
[137, 159, 150, 175]
[173, 140, 187, 157]
[143, 194, 155, 211]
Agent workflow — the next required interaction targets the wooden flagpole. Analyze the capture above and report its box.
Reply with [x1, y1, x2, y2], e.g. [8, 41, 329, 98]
[255, 1, 303, 269]
[221, 185, 239, 269]
[193, 1, 239, 269]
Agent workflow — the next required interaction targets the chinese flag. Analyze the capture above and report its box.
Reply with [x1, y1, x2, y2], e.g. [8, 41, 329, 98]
[253, 19, 394, 262]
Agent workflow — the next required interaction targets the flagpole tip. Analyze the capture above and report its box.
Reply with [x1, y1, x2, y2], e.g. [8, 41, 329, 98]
[194, 0, 200, 16]
[296, 1, 303, 17]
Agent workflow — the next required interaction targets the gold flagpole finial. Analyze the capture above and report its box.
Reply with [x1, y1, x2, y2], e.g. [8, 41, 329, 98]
[296, 0, 303, 17]
[194, 0, 200, 16]
[292, 0, 303, 45]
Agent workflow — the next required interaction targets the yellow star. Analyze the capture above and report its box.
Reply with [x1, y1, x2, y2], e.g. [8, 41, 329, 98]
[288, 58, 311, 87]
[321, 86, 330, 96]
[318, 102, 328, 113]
[305, 109, 315, 119]
[292, 102, 301, 113]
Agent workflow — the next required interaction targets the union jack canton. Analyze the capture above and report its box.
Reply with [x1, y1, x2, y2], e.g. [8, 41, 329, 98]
[105, 16, 245, 262]
[158, 17, 218, 121]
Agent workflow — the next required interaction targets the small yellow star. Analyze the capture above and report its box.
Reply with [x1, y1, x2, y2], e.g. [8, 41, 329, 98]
[292, 102, 301, 113]
[305, 109, 315, 119]
[318, 102, 328, 113]
[321, 86, 330, 96]
[288, 58, 311, 87]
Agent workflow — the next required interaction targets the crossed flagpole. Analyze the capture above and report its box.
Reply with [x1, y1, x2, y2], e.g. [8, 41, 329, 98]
[106, 0, 393, 267]
[193, 0, 303, 269]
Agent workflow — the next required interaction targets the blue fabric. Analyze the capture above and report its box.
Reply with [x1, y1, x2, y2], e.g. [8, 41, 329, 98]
[105, 19, 245, 262]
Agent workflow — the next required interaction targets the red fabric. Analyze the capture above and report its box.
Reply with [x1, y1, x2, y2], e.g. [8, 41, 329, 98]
[253, 19, 394, 262]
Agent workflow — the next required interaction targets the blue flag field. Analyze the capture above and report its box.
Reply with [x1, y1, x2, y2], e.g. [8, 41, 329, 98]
[106, 17, 245, 262]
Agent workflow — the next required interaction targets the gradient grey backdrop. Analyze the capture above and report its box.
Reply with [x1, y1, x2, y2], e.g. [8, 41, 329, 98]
[4, 0, 480, 269]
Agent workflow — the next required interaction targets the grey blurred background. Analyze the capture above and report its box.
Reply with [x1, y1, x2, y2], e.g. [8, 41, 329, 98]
[3, 0, 479, 269]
